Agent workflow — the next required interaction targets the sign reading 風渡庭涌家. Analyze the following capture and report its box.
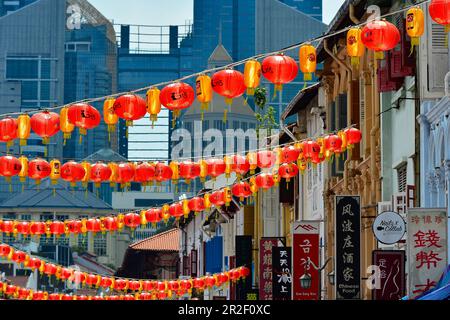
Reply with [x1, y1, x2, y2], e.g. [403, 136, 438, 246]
[272, 247, 292, 300]
[335, 196, 361, 300]
[259, 238, 279, 300]
[372, 211, 406, 245]
[407, 208, 448, 299]
[372, 250, 406, 300]
[292, 222, 320, 300]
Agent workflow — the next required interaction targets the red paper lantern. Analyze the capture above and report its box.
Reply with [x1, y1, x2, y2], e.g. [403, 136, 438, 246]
[142, 280, 157, 292]
[429, 0, 450, 31]
[257, 150, 277, 169]
[60, 268, 72, 281]
[12, 250, 26, 264]
[210, 190, 226, 207]
[113, 94, 147, 126]
[67, 103, 101, 137]
[303, 140, 321, 161]
[103, 217, 118, 231]
[261, 54, 298, 94]
[180, 280, 192, 291]
[169, 280, 180, 291]
[18, 288, 30, 300]
[16, 222, 30, 236]
[28, 158, 51, 184]
[0, 156, 22, 181]
[28, 258, 42, 270]
[72, 271, 86, 284]
[117, 162, 135, 187]
[145, 208, 162, 224]
[30, 111, 60, 144]
[0, 244, 11, 256]
[90, 162, 112, 187]
[77, 296, 89, 301]
[179, 161, 201, 183]
[205, 276, 217, 288]
[157, 291, 168, 300]
[44, 263, 58, 276]
[218, 272, 229, 284]
[169, 202, 184, 219]
[50, 221, 65, 236]
[206, 158, 226, 179]
[30, 222, 46, 237]
[188, 197, 205, 213]
[124, 213, 141, 229]
[1, 221, 13, 234]
[232, 181, 252, 201]
[85, 274, 97, 287]
[114, 279, 128, 291]
[32, 291, 45, 300]
[154, 163, 173, 183]
[140, 292, 152, 300]
[0, 117, 18, 147]
[61, 161, 86, 187]
[231, 155, 250, 178]
[160, 82, 195, 118]
[325, 134, 343, 155]
[211, 69, 246, 106]
[281, 146, 301, 164]
[100, 277, 113, 289]
[134, 162, 155, 185]
[279, 163, 299, 182]
[255, 174, 275, 190]
[361, 20, 400, 59]
[193, 278, 205, 290]
[86, 218, 101, 234]
[66, 220, 82, 234]
[345, 128, 362, 146]
[240, 266, 250, 278]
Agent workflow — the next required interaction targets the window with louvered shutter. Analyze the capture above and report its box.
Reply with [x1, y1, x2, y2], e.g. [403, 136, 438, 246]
[397, 164, 407, 193]
[190, 250, 198, 277]
[427, 15, 449, 93]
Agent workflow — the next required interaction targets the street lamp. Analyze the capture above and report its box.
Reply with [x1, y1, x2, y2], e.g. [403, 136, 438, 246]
[299, 273, 312, 289]
[299, 257, 334, 300]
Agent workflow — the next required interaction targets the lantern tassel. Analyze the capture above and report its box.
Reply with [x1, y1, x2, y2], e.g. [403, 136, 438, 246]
[304, 73, 312, 82]
[409, 38, 419, 57]
[247, 88, 255, 96]
[223, 109, 228, 124]
[375, 51, 384, 60]
[272, 84, 282, 100]
[20, 139, 27, 147]
[351, 57, 360, 68]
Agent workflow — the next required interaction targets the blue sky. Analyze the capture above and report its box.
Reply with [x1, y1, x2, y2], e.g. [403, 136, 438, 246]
[88, 0, 346, 25]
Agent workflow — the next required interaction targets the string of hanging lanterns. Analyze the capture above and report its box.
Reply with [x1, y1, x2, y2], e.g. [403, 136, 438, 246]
[0, 127, 361, 189]
[0, 0, 441, 135]
[0, 243, 250, 298]
[0, 128, 362, 238]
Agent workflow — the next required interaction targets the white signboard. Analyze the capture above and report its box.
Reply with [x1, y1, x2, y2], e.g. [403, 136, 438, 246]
[407, 208, 448, 299]
[372, 211, 406, 245]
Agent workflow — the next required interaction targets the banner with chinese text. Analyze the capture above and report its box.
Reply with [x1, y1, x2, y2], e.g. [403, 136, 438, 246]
[292, 222, 320, 300]
[407, 208, 448, 299]
[273, 247, 292, 300]
[372, 250, 406, 300]
[259, 238, 279, 300]
[335, 196, 361, 300]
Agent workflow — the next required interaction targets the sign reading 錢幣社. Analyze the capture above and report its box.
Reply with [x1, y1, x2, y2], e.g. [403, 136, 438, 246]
[407, 208, 448, 299]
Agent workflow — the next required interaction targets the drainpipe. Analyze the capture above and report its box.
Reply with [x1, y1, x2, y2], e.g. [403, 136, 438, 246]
[349, 4, 360, 24]
[370, 53, 380, 204]
[445, 71, 450, 97]
[324, 39, 353, 192]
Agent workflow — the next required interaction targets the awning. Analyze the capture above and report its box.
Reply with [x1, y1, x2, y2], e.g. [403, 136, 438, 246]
[403, 265, 450, 300]
[282, 83, 321, 120]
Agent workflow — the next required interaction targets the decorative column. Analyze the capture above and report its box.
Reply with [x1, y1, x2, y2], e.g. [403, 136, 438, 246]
[417, 114, 430, 206]
[434, 168, 445, 208]
[427, 172, 438, 208]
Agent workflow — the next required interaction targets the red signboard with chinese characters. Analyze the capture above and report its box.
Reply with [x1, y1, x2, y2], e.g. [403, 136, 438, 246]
[259, 238, 278, 300]
[407, 208, 448, 299]
[292, 222, 320, 300]
[372, 250, 406, 300]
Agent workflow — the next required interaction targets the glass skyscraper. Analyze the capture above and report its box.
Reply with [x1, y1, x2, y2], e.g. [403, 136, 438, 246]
[279, 0, 323, 21]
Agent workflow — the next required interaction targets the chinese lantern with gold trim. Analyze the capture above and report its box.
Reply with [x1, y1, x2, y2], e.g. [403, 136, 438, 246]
[204, 193, 212, 212]
[261, 54, 298, 98]
[170, 161, 180, 186]
[361, 19, 400, 60]
[406, 7, 424, 53]
[161, 204, 171, 223]
[224, 187, 232, 207]
[196, 75, 212, 119]
[346, 28, 365, 67]
[199, 159, 208, 183]
[60, 107, 74, 145]
[18, 114, 31, 146]
[49, 160, 61, 186]
[247, 152, 258, 175]
[224, 156, 233, 179]
[103, 98, 118, 140]
[18, 156, 28, 184]
[0, 156, 21, 187]
[0, 117, 18, 148]
[429, 0, 450, 34]
[249, 176, 259, 197]
[299, 43, 317, 82]
[108, 162, 119, 187]
[338, 130, 348, 153]
[244, 60, 262, 96]
[81, 161, 91, 189]
[30, 111, 60, 145]
[183, 199, 190, 219]
[146, 88, 161, 126]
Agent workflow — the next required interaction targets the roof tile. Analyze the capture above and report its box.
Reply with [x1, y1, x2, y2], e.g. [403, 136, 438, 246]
[129, 228, 180, 252]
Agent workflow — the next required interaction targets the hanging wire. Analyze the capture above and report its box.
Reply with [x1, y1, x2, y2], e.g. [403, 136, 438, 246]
[0, 0, 431, 120]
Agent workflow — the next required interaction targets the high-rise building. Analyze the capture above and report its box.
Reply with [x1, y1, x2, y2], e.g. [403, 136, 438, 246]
[278, 0, 323, 21]
[0, 0, 37, 16]
[63, 0, 118, 160]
